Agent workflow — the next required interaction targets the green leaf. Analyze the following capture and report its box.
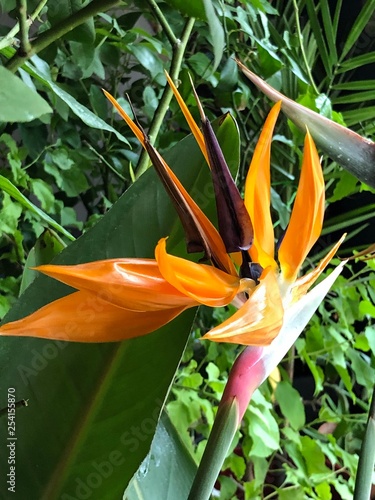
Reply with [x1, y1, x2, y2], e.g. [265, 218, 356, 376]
[0, 66, 52, 123]
[163, 0, 206, 19]
[337, 51, 375, 73]
[275, 381, 305, 430]
[125, 412, 197, 500]
[340, 0, 375, 60]
[24, 56, 130, 146]
[47, 0, 95, 44]
[0, 175, 74, 241]
[0, 192, 22, 233]
[328, 170, 359, 202]
[0, 115, 240, 499]
[342, 106, 375, 127]
[247, 391, 280, 457]
[19, 229, 66, 294]
[300, 436, 331, 476]
[203, 0, 225, 73]
[332, 80, 375, 91]
[129, 44, 164, 80]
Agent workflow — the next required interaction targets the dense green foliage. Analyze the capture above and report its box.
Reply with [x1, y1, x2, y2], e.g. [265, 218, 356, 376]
[1, 0, 374, 498]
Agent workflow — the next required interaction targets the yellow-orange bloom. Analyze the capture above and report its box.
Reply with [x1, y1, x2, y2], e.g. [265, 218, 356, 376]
[0, 78, 344, 345]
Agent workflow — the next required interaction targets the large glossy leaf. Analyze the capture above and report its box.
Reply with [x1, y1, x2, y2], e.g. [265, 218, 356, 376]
[0, 114, 239, 499]
[125, 412, 197, 500]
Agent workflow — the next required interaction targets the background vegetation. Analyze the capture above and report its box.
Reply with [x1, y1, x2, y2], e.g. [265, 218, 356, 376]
[0, 0, 374, 498]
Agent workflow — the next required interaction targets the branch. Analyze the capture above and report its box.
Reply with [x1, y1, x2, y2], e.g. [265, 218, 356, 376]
[0, 0, 47, 51]
[6, 0, 121, 73]
[135, 16, 195, 178]
[147, 0, 178, 46]
[17, 0, 32, 56]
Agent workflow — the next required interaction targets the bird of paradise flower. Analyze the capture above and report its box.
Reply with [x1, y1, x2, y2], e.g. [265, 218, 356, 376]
[0, 72, 345, 348]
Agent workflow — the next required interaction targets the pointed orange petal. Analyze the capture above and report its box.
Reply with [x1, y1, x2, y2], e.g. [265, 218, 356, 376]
[36, 259, 196, 311]
[103, 89, 145, 145]
[278, 130, 325, 282]
[104, 89, 234, 275]
[165, 71, 208, 164]
[291, 234, 346, 301]
[0, 290, 187, 342]
[151, 148, 236, 274]
[245, 102, 281, 270]
[155, 238, 242, 307]
[202, 267, 284, 345]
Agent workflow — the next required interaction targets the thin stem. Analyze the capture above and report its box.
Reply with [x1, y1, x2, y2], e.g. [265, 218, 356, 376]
[353, 385, 375, 500]
[135, 16, 195, 179]
[0, 0, 47, 51]
[17, 0, 32, 56]
[6, 0, 120, 73]
[291, 0, 319, 94]
[286, 344, 295, 382]
[84, 141, 127, 182]
[146, 0, 178, 46]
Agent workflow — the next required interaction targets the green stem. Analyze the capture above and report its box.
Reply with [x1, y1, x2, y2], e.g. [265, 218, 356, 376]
[0, 0, 47, 51]
[353, 385, 375, 500]
[291, 0, 319, 94]
[17, 0, 32, 56]
[135, 16, 195, 179]
[147, 0, 178, 45]
[188, 399, 239, 500]
[6, 0, 120, 73]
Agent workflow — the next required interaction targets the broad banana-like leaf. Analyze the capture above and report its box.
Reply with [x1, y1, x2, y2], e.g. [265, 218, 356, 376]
[0, 114, 239, 499]
[237, 62, 375, 188]
[125, 411, 197, 500]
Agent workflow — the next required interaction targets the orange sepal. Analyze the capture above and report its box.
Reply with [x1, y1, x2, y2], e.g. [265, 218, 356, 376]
[165, 71, 208, 164]
[155, 238, 241, 307]
[104, 89, 234, 275]
[291, 234, 346, 301]
[0, 290, 187, 342]
[36, 259, 196, 311]
[278, 131, 325, 281]
[202, 267, 284, 345]
[103, 89, 145, 145]
[245, 102, 281, 270]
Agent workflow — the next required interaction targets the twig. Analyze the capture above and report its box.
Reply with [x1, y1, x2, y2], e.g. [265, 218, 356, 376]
[17, 0, 32, 56]
[6, 0, 121, 73]
[291, 0, 319, 94]
[147, 0, 178, 46]
[0, 0, 47, 51]
[135, 16, 195, 179]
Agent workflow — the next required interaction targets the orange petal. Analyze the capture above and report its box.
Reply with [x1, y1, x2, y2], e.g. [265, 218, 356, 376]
[278, 131, 325, 282]
[245, 102, 281, 270]
[202, 267, 284, 345]
[155, 238, 242, 307]
[104, 89, 234, 275]
[0, 290, 187, 342]
[291, 234, 346, 301]
[165, 71, 208, 164]
[148, 146, 236, 275]
[36, 259, 196, 311]
[103, 89, 145, 145]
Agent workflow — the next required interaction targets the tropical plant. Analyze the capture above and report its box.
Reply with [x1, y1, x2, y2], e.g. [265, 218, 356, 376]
[0, 1, 374, 499]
